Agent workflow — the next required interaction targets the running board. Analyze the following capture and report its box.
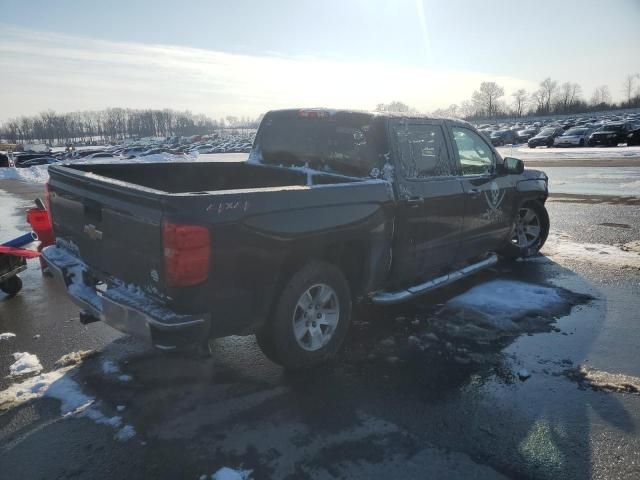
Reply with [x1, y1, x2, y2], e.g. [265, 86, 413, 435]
[370, 254, 499, 305]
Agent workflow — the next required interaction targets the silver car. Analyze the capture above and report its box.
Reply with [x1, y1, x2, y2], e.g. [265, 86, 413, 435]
[554, 127, 593, 147]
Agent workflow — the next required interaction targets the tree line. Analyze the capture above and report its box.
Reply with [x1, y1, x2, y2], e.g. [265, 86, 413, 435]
[0, 108, 262, 145]
[430, 73, 640, 120]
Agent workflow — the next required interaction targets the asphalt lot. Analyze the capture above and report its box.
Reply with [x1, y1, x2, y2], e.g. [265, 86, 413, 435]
[1, 157, 640, 479]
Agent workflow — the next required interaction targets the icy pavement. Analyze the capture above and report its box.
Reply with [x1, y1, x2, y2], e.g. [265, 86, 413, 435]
[0, 353, 136, 442]
[497, 144, 640, 159]
[543, 166, 640, 196]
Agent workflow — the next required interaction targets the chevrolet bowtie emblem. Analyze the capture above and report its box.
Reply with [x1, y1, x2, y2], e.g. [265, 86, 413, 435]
[83, 224, 103, 241]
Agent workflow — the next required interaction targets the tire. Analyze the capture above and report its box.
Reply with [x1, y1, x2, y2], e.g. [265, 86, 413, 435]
[579, 139, 585, 147]
[547, 139, 554, 147]
[499, 201, 550, 260]
[256, 261, 352, 370]
[528, 144, 535, 149]
[0, 275, 23, 296]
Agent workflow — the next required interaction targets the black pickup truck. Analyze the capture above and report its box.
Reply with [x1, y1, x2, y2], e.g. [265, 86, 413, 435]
[43, 109, 549, 369]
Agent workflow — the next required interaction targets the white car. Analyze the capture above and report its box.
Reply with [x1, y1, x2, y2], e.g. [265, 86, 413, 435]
[554, 127, 593, 147]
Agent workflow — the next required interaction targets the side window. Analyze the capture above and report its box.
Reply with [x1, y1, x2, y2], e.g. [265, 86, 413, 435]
[451, 127, 495, 176]
[393, 123, 454, 179]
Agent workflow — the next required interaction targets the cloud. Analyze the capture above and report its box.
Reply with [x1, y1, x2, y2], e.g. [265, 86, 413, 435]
[0, 25, 537, 121]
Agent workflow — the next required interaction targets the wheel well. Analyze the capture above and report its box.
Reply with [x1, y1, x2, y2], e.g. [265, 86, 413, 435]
[276, 241, 366, 302]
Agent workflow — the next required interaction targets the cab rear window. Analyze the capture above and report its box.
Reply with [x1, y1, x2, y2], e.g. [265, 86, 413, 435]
[253, 111, 386, 177]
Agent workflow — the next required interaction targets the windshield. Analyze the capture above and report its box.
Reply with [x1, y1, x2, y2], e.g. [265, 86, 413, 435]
[540, 128, 556, 135]
[253, 111, 386, 177]
[564, 128, 587, 135]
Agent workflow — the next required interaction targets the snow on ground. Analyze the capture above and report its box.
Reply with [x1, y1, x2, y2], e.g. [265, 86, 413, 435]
[9, 352, 43, 377]
[201, 467, 253, 480]
[0, 152, 197, 184]
[0, 354, 136, 441]
[541, 232, 640, 269]
[447, 280, 564, 329]
[0, 332, 16, 340]
[0, 164, 50, 183]
[101, 359, 134, 382]
[566, 365, 640, 394]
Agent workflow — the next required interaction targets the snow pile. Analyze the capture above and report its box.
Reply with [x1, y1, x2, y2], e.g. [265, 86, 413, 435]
[54, 349, 95, 368]
[0, 361, 136, 441]
[543, 233, 640, 269]
[101, 359, 133, 382]
[0, 332, 16, 340]
[9, 352, 43, 377]
[101, 359, 120, 374]
[448, 280, 563, 319]
[200, 467, 253, 480]
[445, 280, 564, 332]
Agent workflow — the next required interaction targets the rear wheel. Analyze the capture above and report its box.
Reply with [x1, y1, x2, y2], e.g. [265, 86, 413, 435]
[0, 275, 23, 297]
[500, 201, 549, 260]
[256, 261, 352, 370]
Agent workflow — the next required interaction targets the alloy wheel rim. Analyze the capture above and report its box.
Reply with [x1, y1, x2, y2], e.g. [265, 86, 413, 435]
[512, 207, 541, 248]
[292, 283, 340, 351]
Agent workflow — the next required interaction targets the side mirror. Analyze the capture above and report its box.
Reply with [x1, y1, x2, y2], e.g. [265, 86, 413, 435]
[502, 157, 524, 175]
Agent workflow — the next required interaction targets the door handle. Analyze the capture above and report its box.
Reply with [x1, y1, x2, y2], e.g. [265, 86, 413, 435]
[404, 197, 425, 206]
[467, 188, 481, 196]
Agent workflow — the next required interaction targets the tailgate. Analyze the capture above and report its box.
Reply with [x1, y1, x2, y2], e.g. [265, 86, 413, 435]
[48, 165, 165, 291]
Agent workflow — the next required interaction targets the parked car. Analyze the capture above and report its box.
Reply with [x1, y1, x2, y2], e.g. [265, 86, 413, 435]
[85, 152, 115, 160]
[527, 127, 564, 148]
[0, 152, 9, 168]
[489, 130, 519, 146]
[627, 125, 640, 146]
[553, 127, 593, 147]
[15, 157, 60, 168]
[43, 109, 549, 369]
[516, 127, 539, 143]
[588, 122, 635, 147]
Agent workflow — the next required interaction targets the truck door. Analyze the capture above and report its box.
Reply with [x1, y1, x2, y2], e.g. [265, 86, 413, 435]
[448, 125, 518, 261]
[388, 120, 465, 288]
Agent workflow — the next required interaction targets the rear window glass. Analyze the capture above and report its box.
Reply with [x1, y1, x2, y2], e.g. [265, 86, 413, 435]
[254, 111, 386, 177]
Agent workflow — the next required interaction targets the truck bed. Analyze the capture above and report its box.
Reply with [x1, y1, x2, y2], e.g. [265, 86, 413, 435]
[47, 161, 394, 326]
[67, 161, 359, 193]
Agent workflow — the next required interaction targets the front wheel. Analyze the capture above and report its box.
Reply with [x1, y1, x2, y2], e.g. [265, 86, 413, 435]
[0, 275, 23, 296]
[500, 201, 550, 260]
[256, 261, 352, 370]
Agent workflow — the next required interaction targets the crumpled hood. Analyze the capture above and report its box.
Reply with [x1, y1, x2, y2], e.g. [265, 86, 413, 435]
[522, 168, 548, 180]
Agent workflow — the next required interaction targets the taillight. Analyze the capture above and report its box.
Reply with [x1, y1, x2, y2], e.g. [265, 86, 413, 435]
[162, 221, 210, 287]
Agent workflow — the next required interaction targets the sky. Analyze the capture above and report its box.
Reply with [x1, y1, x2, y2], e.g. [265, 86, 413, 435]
[1, 0, 639, 121]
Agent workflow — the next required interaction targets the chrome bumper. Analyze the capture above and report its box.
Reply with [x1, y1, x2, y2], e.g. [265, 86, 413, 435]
[41, 245, 209, 350]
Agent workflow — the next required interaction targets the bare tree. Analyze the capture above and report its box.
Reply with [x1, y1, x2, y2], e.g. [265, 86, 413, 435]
[511, 89, 528, 117]
[471, 82, 505, 118]
[539, 78, 558, 114]
[591, 85, 612, 106]
[557, 82, 582, 113]
[459, 100, 476, 119]
[622, 74, 640, 105]
[375, 101, 415, 113]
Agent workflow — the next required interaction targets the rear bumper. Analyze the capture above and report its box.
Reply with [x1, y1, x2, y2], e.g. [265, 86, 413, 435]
[42, 245, 210, 350]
